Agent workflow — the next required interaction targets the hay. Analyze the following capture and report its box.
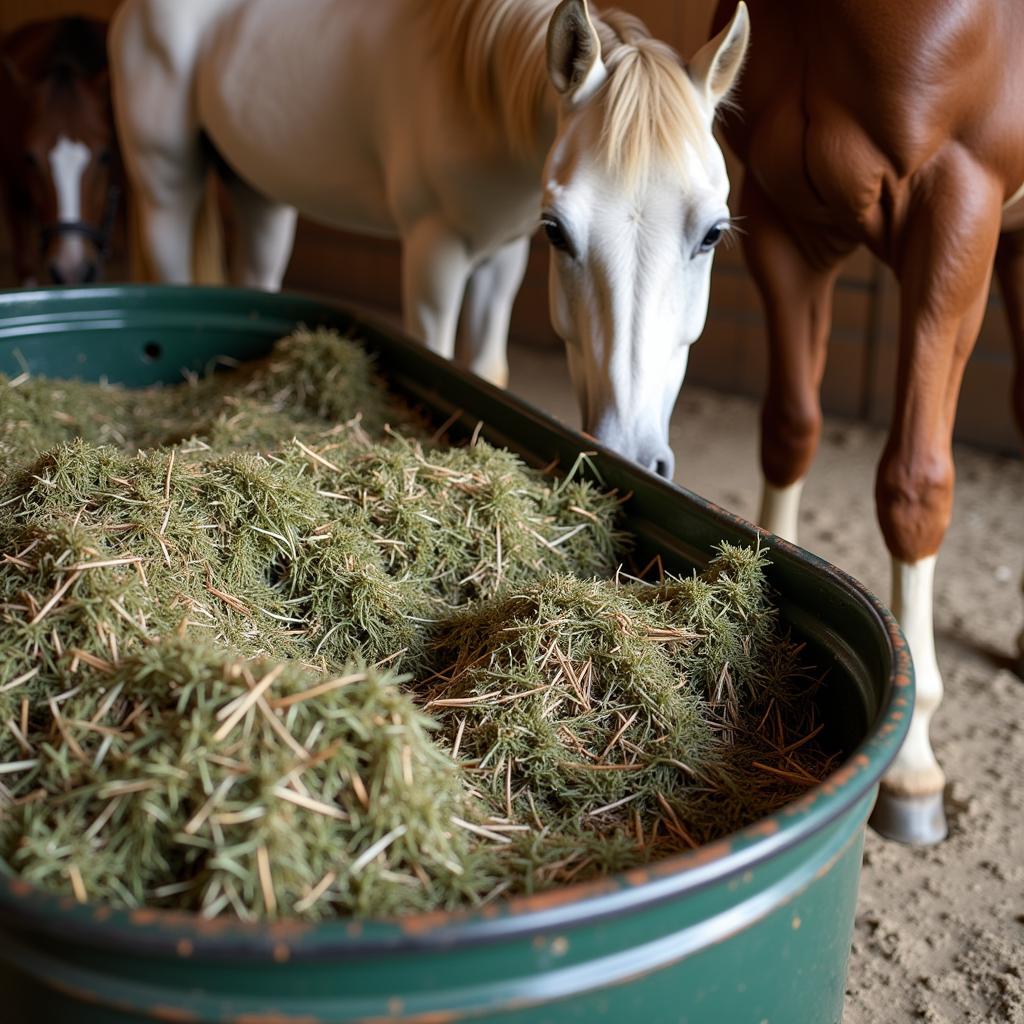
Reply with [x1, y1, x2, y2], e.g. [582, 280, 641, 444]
[0, 327, 837, 919]
[0, 641, 489, 919]
[424, 546, 832, 865]
[0, 328, 406, 471]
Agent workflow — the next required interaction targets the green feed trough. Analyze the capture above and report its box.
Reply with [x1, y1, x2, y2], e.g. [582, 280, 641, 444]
[0, 285, 912, 1024]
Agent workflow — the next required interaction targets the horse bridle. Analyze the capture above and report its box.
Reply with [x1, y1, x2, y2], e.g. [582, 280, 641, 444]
[38, 180, 122, 261]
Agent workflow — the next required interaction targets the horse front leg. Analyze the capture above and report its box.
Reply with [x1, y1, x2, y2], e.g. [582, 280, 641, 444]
[871, 155, 1004, 844]
[109, 0, 207, 284]
[224, 174, 298, 292]
[740, 176, 846, 543]
[456, 236, 530, 389]
[401, 217, 472, 361]
[994, 227, 1024, 676]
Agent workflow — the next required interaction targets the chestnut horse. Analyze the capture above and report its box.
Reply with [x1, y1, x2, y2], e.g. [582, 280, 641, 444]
[713, 0, 1024, 843]
[0, 16, 120, 286]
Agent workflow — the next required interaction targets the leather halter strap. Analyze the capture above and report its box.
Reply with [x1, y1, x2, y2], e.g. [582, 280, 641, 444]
[39, 181, 121, 259]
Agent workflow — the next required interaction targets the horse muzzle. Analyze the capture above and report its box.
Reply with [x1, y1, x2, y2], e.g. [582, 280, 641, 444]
[42, 223, 103, 285]
[586, 412, 676, 480]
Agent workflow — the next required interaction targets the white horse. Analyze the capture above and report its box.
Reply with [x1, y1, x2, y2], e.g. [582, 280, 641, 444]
[110, 0, 749, 477]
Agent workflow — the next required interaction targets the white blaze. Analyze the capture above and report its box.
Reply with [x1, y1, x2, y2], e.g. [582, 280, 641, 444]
[47, 135, 91, 277]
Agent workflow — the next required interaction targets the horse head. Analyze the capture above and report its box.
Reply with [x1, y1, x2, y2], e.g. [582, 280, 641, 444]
[542, 0, 749, 478]
[1, 17, 119, 286]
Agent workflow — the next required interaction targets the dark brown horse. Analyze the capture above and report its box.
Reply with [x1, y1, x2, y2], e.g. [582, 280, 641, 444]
[0, 16, 120, 286]
[713, 0, 1024, 844]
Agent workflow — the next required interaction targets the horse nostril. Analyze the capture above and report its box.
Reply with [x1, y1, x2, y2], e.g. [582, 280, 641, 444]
[48, 263, 65, 285]
[646, 452, 675, 480]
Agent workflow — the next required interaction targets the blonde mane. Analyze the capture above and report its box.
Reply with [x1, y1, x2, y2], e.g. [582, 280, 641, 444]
[422, 0, 709, 181]
[422, 0, 554, 157]
[595, 11, 710, 185]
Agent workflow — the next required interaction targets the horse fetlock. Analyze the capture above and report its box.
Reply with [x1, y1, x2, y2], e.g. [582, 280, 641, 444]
[882, 708, 945, 796]
[471, 357, 509, 390]
[880, 749, 942, 802]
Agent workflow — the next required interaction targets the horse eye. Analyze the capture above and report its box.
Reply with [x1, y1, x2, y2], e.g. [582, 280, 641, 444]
[542, 216, 573, 256]
[698, 222, 729, 254]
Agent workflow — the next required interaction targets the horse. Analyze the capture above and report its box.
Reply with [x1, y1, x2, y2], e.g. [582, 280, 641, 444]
[0, 16, 121, 287]
[711, 0, 1024, 844]
[109, 0, 750, 479]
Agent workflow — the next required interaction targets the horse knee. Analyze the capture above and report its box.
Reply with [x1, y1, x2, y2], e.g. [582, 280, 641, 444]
[876, 448, 954, 561]
[760, 394, 822, 485]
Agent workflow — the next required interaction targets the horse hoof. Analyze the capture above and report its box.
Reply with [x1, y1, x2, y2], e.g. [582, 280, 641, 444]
[869, 789, 947, 845]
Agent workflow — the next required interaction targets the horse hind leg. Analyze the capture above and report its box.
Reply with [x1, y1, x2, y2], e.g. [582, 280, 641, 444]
[994, 227, 1024, 675]
[109, 0, 208, 283]
[871, 154, 1004, 844]
[739, 175, 846, 544]
[222, 170, 297, 291]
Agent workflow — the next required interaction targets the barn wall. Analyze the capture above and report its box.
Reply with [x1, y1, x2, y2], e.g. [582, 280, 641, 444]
[0, 0, 1018, 453]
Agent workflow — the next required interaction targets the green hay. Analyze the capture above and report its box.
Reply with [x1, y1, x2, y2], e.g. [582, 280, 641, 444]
[0, 328, 408, 471]
[1, 641, 489, 919]
[301, 435, 626, 605]
[424, 547, 831, 858]
[0, 327, 837, 919]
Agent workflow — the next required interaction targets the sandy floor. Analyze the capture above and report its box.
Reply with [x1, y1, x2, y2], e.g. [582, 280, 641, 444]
[508, 343, 1024, 1024]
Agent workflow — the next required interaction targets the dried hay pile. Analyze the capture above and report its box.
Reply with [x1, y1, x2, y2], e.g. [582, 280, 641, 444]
[0, 329, 834, 919]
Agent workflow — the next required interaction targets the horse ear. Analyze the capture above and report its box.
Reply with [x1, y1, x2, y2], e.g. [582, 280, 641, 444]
[688, 1, 750, 111]
[547, 0, 606, 105]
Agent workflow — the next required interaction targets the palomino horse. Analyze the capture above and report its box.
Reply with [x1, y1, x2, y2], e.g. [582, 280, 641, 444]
[712, 0, 1024, 843]
[0, 17, 121, 286]
[110, 0, 749, 478]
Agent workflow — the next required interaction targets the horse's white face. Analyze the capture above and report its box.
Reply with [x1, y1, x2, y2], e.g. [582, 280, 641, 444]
[543, 1, 749, 479]
[543, 118, 731, 479]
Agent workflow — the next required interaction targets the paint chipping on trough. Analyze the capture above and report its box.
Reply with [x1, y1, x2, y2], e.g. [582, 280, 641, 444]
[230, 1015, 321, 1024]
[150, 1006, 200, 1023]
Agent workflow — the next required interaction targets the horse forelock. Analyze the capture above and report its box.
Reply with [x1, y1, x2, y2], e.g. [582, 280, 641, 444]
[594, 27, 709, 188]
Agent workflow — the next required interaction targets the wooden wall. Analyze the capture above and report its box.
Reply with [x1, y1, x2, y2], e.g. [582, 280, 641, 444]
[1, 0, 1019, 453]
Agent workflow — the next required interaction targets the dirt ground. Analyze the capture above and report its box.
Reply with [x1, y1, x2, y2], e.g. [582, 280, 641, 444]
[508, 342, 1024, 1024]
